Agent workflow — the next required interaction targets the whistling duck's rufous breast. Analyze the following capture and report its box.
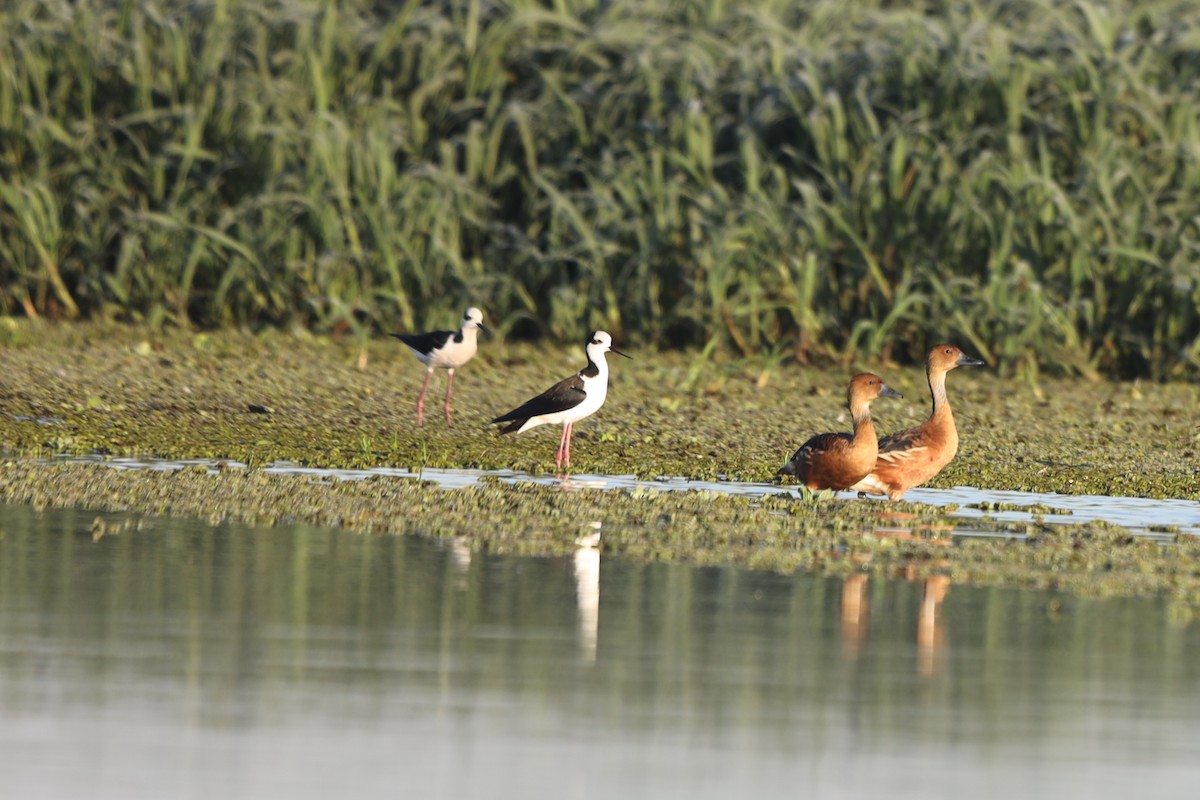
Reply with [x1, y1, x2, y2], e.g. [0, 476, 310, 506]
[778, 372, 903, 491]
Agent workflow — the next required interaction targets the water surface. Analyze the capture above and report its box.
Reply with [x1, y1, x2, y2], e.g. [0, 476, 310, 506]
[1, 505, 1199, 798]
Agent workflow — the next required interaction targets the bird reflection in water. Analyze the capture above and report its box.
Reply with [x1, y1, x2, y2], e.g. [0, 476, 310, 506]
[917, 575, 951, 678]
[840, 573, 871, 662]
[574, 526, 602, 663]
[449, 536, 472, 591]
[839, 572, 951, 677]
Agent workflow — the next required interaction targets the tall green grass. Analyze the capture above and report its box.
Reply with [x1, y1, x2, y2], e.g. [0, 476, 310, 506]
[1, 0, 1199, 377]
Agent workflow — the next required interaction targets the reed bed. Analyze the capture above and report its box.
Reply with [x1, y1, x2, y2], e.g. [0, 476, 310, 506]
[1, 0, 1199, 377]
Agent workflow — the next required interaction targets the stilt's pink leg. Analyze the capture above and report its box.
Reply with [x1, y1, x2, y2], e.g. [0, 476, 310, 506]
[416, 368, 433, 426]
[443, 369, 455, 426]
[555, 424, 569, 471]
[563, 421, 573, 471]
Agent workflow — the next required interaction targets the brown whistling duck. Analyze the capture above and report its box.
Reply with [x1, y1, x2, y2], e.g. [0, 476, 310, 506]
[778, 373, 903, 490]
[850, 344, 984, 500]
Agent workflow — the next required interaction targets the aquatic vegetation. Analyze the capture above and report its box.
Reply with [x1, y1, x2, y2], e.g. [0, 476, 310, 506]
[969, 502, 1073, 515]
[0, 322, 1199, 500]
[2, 1, 1200, 377]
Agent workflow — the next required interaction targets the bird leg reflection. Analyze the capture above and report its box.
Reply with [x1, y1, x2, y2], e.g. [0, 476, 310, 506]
[917, 575, 951, 678]
[840, 573, 870, 661]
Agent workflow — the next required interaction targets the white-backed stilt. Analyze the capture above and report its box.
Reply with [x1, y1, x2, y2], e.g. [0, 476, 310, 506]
[391, 307, 486, 426]
[491, 330, 629, 473]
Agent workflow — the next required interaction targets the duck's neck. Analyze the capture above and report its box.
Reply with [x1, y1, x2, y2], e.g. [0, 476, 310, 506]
[850, 400, 875, 443]
[928, 368, 953, 424]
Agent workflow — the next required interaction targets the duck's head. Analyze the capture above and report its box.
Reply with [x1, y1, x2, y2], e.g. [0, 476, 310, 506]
[927, 344, 984, 373]
[849, 372, 903, 403]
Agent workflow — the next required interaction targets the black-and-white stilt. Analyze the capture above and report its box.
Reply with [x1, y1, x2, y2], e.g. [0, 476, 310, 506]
[491, 331, 629, 473]
[391, 307, 486, 426]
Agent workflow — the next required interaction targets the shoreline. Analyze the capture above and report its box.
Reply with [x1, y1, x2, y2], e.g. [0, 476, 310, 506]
[1, 321, 1199, 609]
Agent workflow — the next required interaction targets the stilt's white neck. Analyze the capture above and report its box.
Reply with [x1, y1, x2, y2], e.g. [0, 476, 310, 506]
[582, 345, 610, 380]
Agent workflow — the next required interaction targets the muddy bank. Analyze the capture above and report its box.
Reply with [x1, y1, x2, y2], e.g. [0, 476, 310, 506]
[1, 321, 1197, 498]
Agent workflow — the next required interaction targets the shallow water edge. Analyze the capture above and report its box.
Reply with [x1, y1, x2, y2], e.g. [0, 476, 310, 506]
[3, 456, 1200, 614]
[84, 455, 1200, 539]
[2, 322, 1200, 500]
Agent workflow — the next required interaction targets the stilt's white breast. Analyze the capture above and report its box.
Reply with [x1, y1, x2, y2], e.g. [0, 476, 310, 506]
[423, 329, 478, 369]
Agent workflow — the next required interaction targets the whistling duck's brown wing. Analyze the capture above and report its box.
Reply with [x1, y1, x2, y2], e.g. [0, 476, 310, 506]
[877, 426, 931, 455]
[781, 432, 880, 490]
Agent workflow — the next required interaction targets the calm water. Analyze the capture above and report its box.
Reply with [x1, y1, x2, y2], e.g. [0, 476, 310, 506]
[2, 505, 1200, 799]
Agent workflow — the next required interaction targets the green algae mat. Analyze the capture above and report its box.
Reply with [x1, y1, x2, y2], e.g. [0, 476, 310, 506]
[2, 322, 1200, 611]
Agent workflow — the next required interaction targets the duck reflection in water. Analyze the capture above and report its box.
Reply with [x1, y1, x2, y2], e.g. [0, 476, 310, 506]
[839, 573, 951, 678]
[840, 574, 871, 662]
[917, 575, 951, 678]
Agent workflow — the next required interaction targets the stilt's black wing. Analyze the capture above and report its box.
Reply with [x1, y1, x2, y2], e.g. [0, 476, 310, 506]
[391, 330, 454, 355]
[492, 373, 586, 431]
